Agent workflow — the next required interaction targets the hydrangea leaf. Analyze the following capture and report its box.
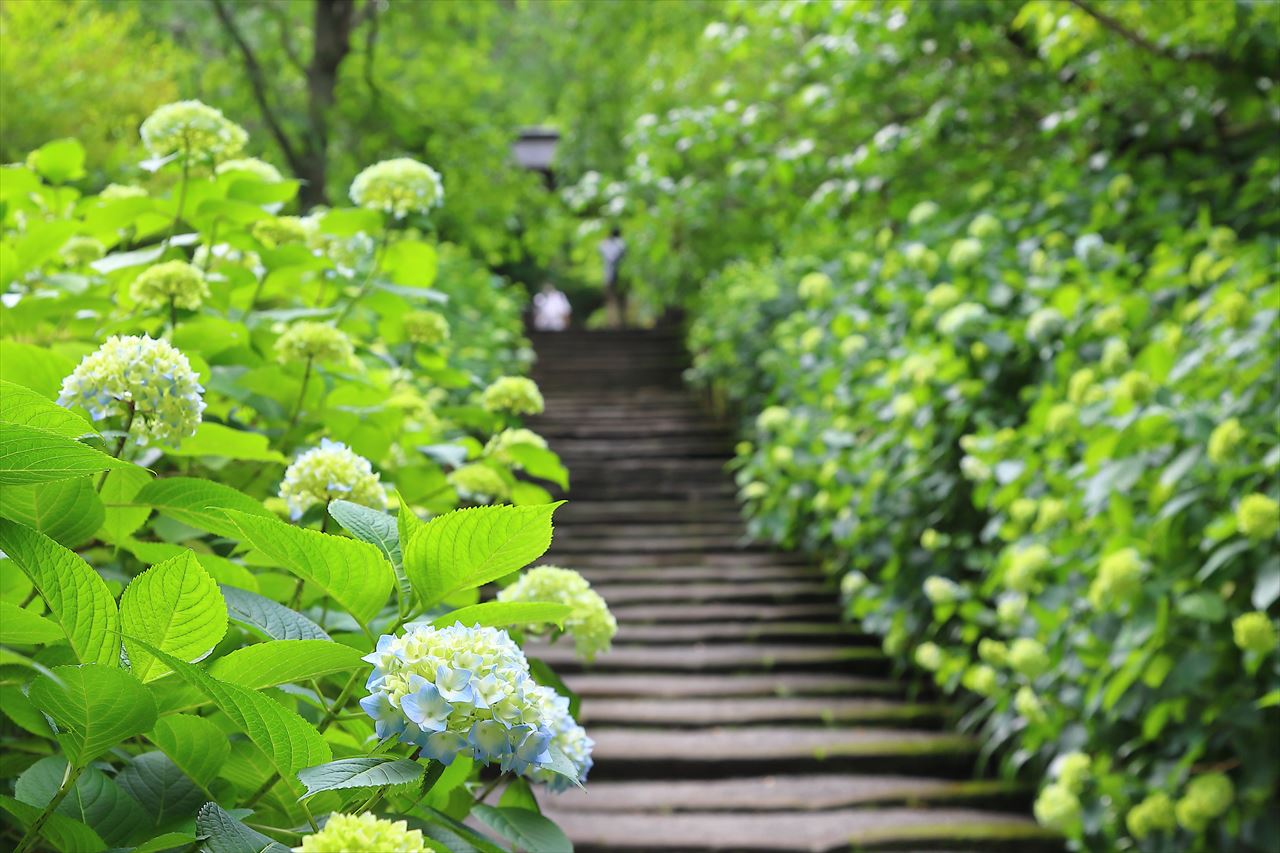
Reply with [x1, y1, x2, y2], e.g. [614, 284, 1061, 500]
[127, 638, 331, 793]
[147, 715, 230, 789]
[0, 477, 106, 547]
[0, 793, 107, 853]
[0, 519, 121, 666]
[115, 752, 206, 832]
[403, 502, 563, 608]
[542, 744, 585, 790]
[503, 445, 570, 490]
[0, 379, 95, 437]
[328, 499, 402, 566]
[155, 422, 287, 463]
[471, 804, 574, 853]
[297, 757, 424, 799]
[219, 584, 330, 642]
[0, 602, 64, 645]
[0, 341, 76, 399]
[133, 477, 271, 538]
[0, 422, 132, 485]
[120, 551, 228, 682]
[15, 756, 150, 846]
[223, 510, 394, 626]
[97, 466, 154, 544]
[195, 803, 290, 853]
[432, 601, 571, 631]
[28, 664, 158, 767]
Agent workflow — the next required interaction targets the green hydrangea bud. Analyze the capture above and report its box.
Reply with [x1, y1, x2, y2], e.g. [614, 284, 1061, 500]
[1068, 368, 1096, 405]
[350, 157, 444, 218]
[216, 157, 282, 183]
[251, 216, 307, 248]
[962, 663, 998, 696]
[800, 327, 824, 352]
[403, 310, 450, 346]
[970, 341, 989, 360]
[100, 183, 147, 200]
[275, 322, 354, 365]
[960, 456, 991, 482]
[798, 271, 833, 304]
[1055, 752, 1091, 793]
[1033, 783, 1082, 831]
[279, 439, 385, 519]
[481, 376, 544, 415]
[1175, 773, 1234, 833]
[937, 302, 987, 337]
[484, 428, 547, 468]
[742, 481, 768, 500]
[891, 394, 917, 419]
[735, 440, 754, 457]
[1091, 305, 1126, 335]
[925, 283, 961, 312]
[1107, 174, 1134, 201]
[497, 565, 617, 660]
[914, 642, 944, 671]
[140, 100, 247, 161]
[903, 243, 940, 274]
[57, 335, 204, 447]
[978, 638, 1008, 667]
[130, 260, 209, 311]
[907, 200, 939, 226]
[1089, 548, 1145, 610]
[1207, 418, 1245, 464]
[1126, 792, 1176, 840]
[1026, 307, 1064, 343]
[449, 463, 511, 504]
[60, 235, 105, 266]
[1217, 291, 1249, 327]
[1015, 685, 1047, 723]
[1005, 544, 1050, 593]
[756, 405, 790, 433]
[1009, 498, 1037, 524]
[1008, 637, 1051, 678]
[1237, 493, 1279, 540]
[923, 576, 961, 604]
[770, 445, 794, 466]
[1045, 401, 1075, 434]
[1035, 498, 1067, 531]
[841, 335, 867, 357]
[1232, 611, 1277, 654]
[997, 593, 1027, 628]
[295, 812, 427, 853]
[968, 212, 1001, 240]
[920, 528, 944, 551]
[1116, 370, 1155, 406]
[947, 237, 983, 270]
[1101, 338, 1129, 372]
[841, 571, 868, 599]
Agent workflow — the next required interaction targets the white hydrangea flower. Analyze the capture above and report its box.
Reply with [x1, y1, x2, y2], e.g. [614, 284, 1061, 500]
[522, 684, 593, 792]
[130, 260, 209, 311]
[349, 158, 444, 218]
[99, 183, 147, 200]
[480, 376, 544, 415]
[484, 428, 548, 467]
[294, 813, 427, 853]
[216, 157, 283, 183]
[359, 622, 556, 772]
[140, 100, 247, 160]
[448, 463, 511, 504]
[57, 335, 204, 446]
[274, 321, 354, 365]
[497, 566, 617, 661]
[278, 439, 385, 519]
[403, 310, 450, 346]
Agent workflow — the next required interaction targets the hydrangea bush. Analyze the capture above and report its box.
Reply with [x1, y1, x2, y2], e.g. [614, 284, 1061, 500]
[0, 102, 587, 852]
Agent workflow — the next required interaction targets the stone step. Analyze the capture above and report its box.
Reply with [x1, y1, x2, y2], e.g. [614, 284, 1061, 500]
[587, 580, 830, 605]
[540, 807, 1058, 852]
[563, 482, 736, 499]
[540, 774, 1030, 814]
[579, 697, 943, 728]
[547, 538, 770, 555]
[582, 726, 980, 780]
[558, 522, 747, 539]
[556, 500, 741, 520]
[565, 673, 906, 700]
[536, 423, 731, 439]
[552, 552, 811, 569]
[607, 602, 840, 623]
[528, 643, 887, 674]
[614, 621, 861, 644]
[576, 565, 816, 584]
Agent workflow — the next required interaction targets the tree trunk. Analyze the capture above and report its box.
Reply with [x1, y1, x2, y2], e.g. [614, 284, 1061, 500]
[300, 0, 358, 208]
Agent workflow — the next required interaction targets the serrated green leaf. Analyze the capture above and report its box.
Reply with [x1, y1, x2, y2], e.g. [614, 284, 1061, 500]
[97, 466, 153, 544]
[433, 600, 571, 631]
[207, 639, 365, 690]
[220, 584, 330, 641]
[472, 804, 573, 853]
[0, 341, 76, 399]
[148, 715, 229, 789]
[0, 519, 120, 666]
[128, 639, 331, 792]
[298, 757, 424, 799]
[115, 752, 206, 832]
[223, 510, 394, 626]
[0, 601, 64, 645]
[0, 379, 95, 437]
[504, 445, 570, 490]
[0, 793, 107, 853]
[133, 477, 271, 538]
[156, 422, 287, 463]
[28, 664, 158, 767]
[120, 551, 228, 682]
[129, 832, 197, 853]
[195, 802, 290, 853]
[0, 477, 105, 546]
[15, 756, 150, 846]
[542, 744, 585, 790]
[404, 503, 562, 608]
[0, 422, 132, 485]
[329, 500, 401, 565]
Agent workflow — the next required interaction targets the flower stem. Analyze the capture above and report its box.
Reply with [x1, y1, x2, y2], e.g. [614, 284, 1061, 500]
[14, 763, 84, 853]
[164, 151, 192, 249]
[96, 401, 137, 491]
[168, 295, 178, 335]
[334, 225, 390, 325]
[288, 356, 314, 428]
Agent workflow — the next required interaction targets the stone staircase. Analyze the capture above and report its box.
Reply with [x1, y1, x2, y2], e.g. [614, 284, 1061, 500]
[525, 328, 1056, 853]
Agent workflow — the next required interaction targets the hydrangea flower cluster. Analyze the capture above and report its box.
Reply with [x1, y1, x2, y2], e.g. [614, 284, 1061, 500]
[936, 302, 987, 336]
[1126, 792, 1176, 840]
[448, 463, 511, 504]
[130, 260, 209, 311]
[1005, 543, 1050, 592]
[216, 157, 283, 183]
[756, 405, 790, 433]
[274, 321, 354, 365]
[484, 428, 547, 467]
[497, 566, 617, 661]
[1088, 548, 1145, 609]
[1034, 781, 1082, 832]
[1175, 773, 1234, 832]
[403, 310, 450, 346]
[1207, 417, 1244, 464]
[947, 237, 983, 270]
[294, 813, 427, 853]
[1236, 493, 1279, 540]
[349, 158, 444, 218]
[1009, 638, 1051, 678]
[797, 271, 832, 304]
[278, 439, 385, 519]
[1026, 307, 1064, 343]
[140, 100, 247, 161]
[57, 335, 204, 446]
[360, 622, 556, 772]
[100, 183, 147, 200]
[481, 376, 545, 415]
[60, 236, 105, 266]
[523, 683, 593, 791]
[1232, 611, 1276, 654]
[922, 576, 961, 604]
[251, 216, 307, 248]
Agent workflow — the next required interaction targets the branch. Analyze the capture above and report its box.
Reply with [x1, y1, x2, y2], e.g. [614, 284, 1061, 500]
[363, 0, 383, 109]
[1066, 0, 1241, 73]
[207, 0, 307, 177]
[266, 1, 308, 74]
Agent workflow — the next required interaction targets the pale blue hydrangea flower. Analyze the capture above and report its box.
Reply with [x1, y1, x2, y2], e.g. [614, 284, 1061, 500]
[57, 335, 204, 446]
[278, 439, 385, 519]
[349, 158, 444, 218]
[140, 100, 247, 161]
[522, 684, 593, 792]
[359, 623, 556, 772]
[497, 566, 617, 661]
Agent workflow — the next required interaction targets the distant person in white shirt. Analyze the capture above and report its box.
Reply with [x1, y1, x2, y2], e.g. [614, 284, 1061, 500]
[599, 226, 627, 328]
[533, 282, 572, 331]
